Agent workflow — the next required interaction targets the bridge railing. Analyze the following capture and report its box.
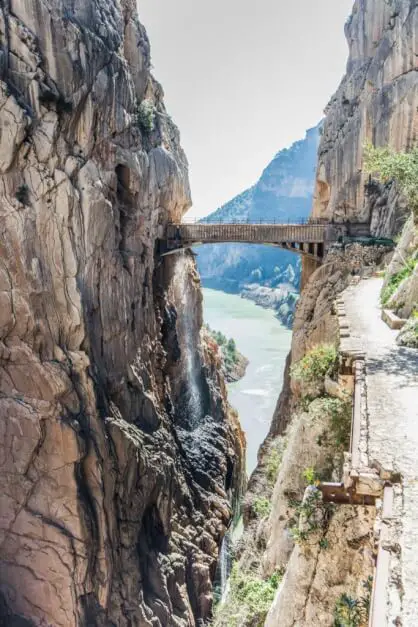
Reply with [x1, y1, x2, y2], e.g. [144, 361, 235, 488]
[166, 222, 329, 245]
[173, 217, 331, 225]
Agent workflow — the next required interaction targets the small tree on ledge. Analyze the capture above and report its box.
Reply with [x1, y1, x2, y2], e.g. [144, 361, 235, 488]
[364, 143, 418, 219]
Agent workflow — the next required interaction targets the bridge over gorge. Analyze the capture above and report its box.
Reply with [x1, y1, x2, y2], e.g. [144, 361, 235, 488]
[161, 220, 372, 262]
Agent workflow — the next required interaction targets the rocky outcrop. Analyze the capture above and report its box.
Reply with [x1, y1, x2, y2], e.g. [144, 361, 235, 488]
[0, 2, 244, 626]
[312, 0, 417, 235]
[240, 276, 299, 329]
[202, 327, 249, 384]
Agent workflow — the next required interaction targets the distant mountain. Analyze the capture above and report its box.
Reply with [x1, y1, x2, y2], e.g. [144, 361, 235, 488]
[196, 125, 320, 327]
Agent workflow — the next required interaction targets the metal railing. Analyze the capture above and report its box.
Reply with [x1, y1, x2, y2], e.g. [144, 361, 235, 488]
[166, 222, 328, 245]
[171, 216, 332, 226]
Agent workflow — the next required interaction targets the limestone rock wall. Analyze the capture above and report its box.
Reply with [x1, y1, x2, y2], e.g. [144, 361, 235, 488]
[312, 0, 417, 235]
[0, 2, 243, 626]
[233, 2, 418, 625]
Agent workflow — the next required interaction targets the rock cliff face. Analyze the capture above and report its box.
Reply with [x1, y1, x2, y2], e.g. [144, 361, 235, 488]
[298, 0, 417, 360]
[0, 2, 244, 626]
[221, 1, 417, 625]
[312, 0, 417, 234]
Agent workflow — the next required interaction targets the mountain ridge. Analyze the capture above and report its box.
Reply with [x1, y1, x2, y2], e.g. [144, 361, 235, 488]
[196, 124, 321, 327]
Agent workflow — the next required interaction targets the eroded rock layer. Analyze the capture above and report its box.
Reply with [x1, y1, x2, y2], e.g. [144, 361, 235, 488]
[0, 2, 244, 626]
[313, 0, 417, 234]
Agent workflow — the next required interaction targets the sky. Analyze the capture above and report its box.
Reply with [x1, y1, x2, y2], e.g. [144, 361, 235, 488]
[139, 0, 354, 217]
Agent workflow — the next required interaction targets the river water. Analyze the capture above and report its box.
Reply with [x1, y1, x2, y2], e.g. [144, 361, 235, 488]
[202, 288, 292, 474]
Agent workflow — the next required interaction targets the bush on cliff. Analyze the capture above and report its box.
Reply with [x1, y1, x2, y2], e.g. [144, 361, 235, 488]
[364, 144, 418, 217]
[291, 344, 338, 387]
[381, 256, 418, 305]
[135, 99, 156, 133]
[213, 564, 282, 627]
[253, 497, 272, 518]
[204, 325, 247, 380]
[313, 396, 352, 450]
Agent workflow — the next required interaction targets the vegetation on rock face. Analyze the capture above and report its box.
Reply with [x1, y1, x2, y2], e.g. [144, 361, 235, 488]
[266, 443, 284, 485]
[135, 99, 156, 133]
[291, 344, 338, 387]
[289, 483, 335, 545]
[364, 144, 418, 217]
[312, 396, 352, 451]
[333, 577, 373, 627]
[253, 497, 272, 518]
[302, 467, 319, 486]
[381, 257, 418, 305]
[204, 325, 248, 382]
[213, 564, 283, 627]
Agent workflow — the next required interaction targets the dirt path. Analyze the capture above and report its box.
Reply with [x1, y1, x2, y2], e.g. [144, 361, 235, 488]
[343, 278, 418, 626]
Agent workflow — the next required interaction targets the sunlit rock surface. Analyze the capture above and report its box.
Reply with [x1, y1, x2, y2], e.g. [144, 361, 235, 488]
[234, 2, 418, 625]
[312, 0, 417, 234]
[0, 2, 244, 625]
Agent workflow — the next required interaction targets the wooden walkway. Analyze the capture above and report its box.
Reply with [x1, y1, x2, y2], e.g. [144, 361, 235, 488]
[164, 222, 346, 260]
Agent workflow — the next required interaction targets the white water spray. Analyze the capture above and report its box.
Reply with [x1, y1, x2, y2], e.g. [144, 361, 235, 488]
[173, 253, 203, 428]
[219, 537, 229, 600]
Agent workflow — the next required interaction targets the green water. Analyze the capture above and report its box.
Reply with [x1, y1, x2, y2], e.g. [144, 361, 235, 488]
[202, 288, 292, 474]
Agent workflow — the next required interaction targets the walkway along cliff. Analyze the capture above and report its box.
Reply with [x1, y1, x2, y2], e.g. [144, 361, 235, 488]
[216, 1, 418, 626]
[0, 1, 245, 625]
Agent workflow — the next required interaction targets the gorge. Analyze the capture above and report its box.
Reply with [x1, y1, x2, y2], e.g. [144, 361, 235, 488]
[1, 0, 418, 627]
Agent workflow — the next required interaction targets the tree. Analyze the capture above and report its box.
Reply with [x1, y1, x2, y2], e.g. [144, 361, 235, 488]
[226, 338, 236, 354]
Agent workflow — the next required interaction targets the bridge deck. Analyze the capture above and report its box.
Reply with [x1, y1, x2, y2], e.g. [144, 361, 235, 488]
[166, 223, 328, 245]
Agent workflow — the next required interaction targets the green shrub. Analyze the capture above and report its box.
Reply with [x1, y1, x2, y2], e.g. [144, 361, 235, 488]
[302, 467, 318, 485]
[205, 326, 247, 379]
[381, 258, 418, 305]
[135, 99, 156, 133]
[364, 144, 418, 216]
[266, 446, 283, 485]
[214, 564, 283, 627]
[334, 593, 362, 627]
[290, 488, 335, 545]
[333, 577, 373, 627]
[313, 396, 352, 450]
[253, 497, 271, 518]
[291, 344, 338, 385]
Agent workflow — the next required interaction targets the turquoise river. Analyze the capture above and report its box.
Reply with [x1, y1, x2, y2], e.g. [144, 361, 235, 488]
[202, 288, 292, 474]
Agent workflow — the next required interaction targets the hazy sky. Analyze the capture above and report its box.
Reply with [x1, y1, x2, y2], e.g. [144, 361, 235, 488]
[139, 0, 354, 217]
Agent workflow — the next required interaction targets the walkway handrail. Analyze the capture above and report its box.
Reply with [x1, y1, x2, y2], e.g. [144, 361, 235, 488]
[170, 217, 332, 226]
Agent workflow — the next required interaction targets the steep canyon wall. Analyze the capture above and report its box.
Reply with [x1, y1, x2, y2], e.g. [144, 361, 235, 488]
[313, 0, 417, 234]
[0, 2, 244, 626]
[234, 1, 417, 626]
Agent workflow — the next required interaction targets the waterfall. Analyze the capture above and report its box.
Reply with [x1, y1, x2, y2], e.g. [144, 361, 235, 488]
[219, 537, 229, 600]
[173, 253, 204, 428]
